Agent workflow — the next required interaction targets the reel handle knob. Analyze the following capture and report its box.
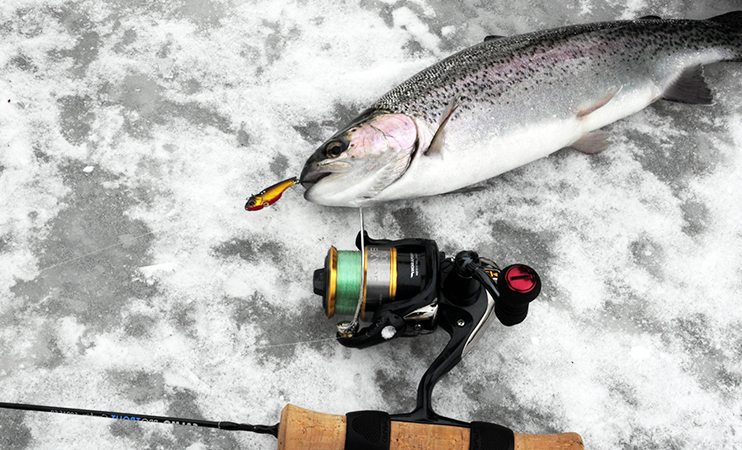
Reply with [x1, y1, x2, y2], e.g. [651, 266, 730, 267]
[495, 264, 541, 326]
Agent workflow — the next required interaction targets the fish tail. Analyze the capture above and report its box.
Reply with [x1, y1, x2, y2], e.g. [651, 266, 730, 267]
[709, 11, 742, 33]
[708, 11, 742, 61]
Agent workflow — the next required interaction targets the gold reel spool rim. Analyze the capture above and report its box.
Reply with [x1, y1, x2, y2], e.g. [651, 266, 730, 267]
[326, 246, 337, 318]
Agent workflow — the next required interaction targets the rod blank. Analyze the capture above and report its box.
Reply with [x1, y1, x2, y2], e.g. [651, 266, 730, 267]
[0, 402, 278, 437]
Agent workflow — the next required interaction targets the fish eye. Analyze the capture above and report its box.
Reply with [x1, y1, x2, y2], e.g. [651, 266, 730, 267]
[247, 199, 256, 207]
[325, 141, 346, 158]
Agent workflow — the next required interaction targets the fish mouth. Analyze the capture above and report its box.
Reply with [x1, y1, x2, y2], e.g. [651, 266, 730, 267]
[299, 170, 332, 189]
[299, 160, 350, 189]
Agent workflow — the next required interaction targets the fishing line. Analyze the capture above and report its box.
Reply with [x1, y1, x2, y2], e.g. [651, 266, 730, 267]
[251, 337, 337, 349]
[29, 213, 339, 353]
[0, 220, 162, 275]
[37, 228, 161, 273]
[334, 250, 362, 315]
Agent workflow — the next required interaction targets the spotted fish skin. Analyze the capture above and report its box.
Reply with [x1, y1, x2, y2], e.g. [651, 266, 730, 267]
[373, 18, 741, 125]
[301, 13, 742, 207]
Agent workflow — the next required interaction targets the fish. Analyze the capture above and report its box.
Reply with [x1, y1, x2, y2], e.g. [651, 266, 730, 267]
[245, 177, 299, 211]
[300, 12, 742, 207]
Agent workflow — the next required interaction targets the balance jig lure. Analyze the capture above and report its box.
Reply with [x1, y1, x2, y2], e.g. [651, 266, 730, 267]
[245, 177, 299, 211]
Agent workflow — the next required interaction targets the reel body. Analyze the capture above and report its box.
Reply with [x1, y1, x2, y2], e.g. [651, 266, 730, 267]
[312, 232, 541, 427]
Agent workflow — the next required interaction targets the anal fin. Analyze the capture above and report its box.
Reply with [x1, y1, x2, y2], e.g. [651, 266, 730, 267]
[663, 65, 713, 104]
[569, 131, 611, 155]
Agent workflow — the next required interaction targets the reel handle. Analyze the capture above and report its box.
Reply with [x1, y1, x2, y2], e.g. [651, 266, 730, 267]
[277, 404, 583, 450]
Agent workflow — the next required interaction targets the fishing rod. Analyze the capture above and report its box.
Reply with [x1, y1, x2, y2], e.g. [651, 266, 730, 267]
[1, 211, 584, 449]
[0, 401, 581, 449]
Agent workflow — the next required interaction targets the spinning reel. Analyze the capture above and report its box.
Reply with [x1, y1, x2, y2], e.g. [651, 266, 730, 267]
[312, 226, 541, 430]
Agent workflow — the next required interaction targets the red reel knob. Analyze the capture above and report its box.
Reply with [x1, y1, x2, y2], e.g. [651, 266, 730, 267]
[495, 264, 541, 326]
[504, 265, 538, 294]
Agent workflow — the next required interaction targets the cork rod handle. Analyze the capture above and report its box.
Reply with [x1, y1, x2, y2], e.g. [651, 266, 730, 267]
[276, 404, 584, 450]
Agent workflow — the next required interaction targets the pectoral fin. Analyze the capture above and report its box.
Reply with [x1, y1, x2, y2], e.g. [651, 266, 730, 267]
[663, 65, 713, 104]
[569, 131, 611, 155]
[425, 97, 459, 157]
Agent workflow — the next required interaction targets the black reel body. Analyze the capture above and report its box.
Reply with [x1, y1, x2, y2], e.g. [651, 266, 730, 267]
[313, 232, 541, 426]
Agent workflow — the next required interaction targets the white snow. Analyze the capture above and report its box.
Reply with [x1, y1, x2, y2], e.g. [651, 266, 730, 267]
[0, 1, 740, 450]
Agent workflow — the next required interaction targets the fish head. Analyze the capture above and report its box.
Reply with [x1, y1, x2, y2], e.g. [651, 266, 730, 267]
[300, 110, 418, 206]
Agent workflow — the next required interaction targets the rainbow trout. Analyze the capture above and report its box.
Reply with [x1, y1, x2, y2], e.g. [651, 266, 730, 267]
[300, 12, 742, 207]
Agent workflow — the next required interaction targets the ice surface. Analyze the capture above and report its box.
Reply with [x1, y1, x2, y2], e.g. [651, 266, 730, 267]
[1, 1, 741, 449]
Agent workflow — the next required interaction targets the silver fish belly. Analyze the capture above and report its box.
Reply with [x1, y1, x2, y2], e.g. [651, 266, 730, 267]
[301, 13, 742, 207]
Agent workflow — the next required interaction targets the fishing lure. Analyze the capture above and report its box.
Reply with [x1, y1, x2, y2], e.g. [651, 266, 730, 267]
[245, 177, 299, 211]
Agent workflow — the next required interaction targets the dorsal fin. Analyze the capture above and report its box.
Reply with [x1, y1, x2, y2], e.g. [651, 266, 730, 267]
[484, 35, 505, 41]
[638, 15, 662, 20]
[663, 65, 713, 104]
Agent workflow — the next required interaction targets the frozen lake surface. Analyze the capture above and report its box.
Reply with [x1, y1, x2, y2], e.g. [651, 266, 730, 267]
[1, 0, 741, 449]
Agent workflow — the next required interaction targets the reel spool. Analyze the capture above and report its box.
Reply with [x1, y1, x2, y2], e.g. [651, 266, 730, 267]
[313, 245, 428, 318]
